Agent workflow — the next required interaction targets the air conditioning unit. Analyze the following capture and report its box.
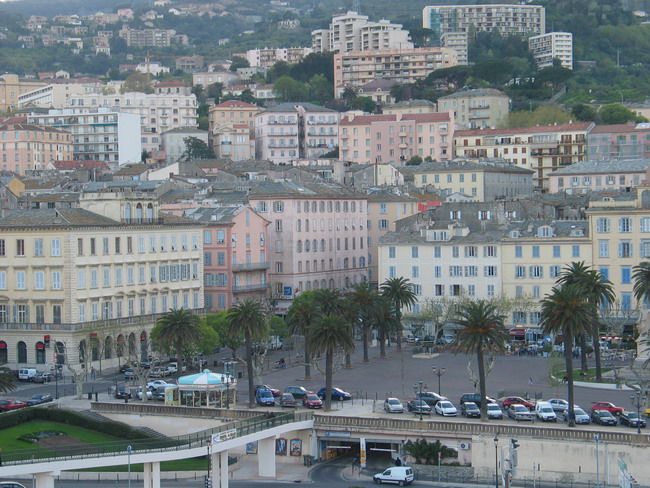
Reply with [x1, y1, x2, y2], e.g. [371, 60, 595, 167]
[458, 442, 471, 450]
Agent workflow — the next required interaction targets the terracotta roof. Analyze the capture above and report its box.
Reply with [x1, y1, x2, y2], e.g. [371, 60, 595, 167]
[590, 123, 650, 134]
[0, 123, 69, 134]
[233, 123, 248, 128]
[455, 122, 594, 137]
[52, 160, 110, 170]
[340, 115, 396, 125]
[214, 100, 258, 109]
[113, 164, 149, 176]
[439, 88, 508, 99]
[401, 113, 451, 122]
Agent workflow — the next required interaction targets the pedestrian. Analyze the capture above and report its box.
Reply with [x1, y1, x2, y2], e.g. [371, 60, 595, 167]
[91, 367, 96, 380]
[395, 457, 402, 466]
[528, 377, 533, 385]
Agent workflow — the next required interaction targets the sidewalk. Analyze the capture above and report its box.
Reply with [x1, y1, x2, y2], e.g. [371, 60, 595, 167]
[231, 457, 311, 483]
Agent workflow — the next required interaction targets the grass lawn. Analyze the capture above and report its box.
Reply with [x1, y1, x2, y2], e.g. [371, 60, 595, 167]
[571, 368, 616, 382]
[81, 458, 209, 472]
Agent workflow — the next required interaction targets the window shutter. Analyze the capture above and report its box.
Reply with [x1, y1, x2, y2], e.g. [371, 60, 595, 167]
[26, 306, 29, 323]
[12, 305, 16, 323]
[618, 244, 623, 258]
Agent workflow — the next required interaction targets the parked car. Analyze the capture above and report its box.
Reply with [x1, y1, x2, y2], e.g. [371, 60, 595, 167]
[384, 398, 404, 413]
[547, 398, 569, 413]
[149, 368, 169, 378]
[255, 384, 281, 397]
[112, 385, 132, 400]
[459, 393, 496, 408]
[135, 388, 153, 400]
[535, 401, 558, 422]
[317, 387, 352, 401]
[280, 392, 297, 408]
[18, 368, 38, 381]
[147, 380, 172, 391]
[619, 411, 646, 429]
[119, 363, 134, 374]
[500, 396, 535, 410]
[123, 368, 136, 380]
[302, 392, 323, 409]
[26, 394, 54, 406]
[563, 406, 590, 424]
[460, 402, 481, 418]
[507, 404, 534, 421]
[406, 399, 432, 415]
[31, 371, 52, 383]
[414, 391, 446, 406]
[152, 388, 168, 401]
[486, 402, 504, 420]
[284, 386, 309, 399]
[373, 466, 414, 485]
[591, 409, 618, 426]
[256, 389, 276, 407]
[0, 399, 28, 412]
[0, 482, 27, 488]
[166, 362, 186, 374]
[435, 400, 458, 417]
[591, 402, 624, 416]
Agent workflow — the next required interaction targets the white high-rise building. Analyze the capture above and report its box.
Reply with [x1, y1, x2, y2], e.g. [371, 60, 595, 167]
[529, 32, 573, 70]
[440, 32, 468, 65]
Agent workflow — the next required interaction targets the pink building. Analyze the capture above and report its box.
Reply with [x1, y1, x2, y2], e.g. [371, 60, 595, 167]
[339, 112, 454, 163]
[188, 206, 270, 311]
[587, 123, 650, 160]
[0, 122, 73, 174]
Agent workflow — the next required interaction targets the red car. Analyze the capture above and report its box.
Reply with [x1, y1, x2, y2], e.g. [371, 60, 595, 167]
[591, 401, 624, 416]
[302, 392, 323, 409]
[0, 399, 28, 412]
[500, 396, 535, 410]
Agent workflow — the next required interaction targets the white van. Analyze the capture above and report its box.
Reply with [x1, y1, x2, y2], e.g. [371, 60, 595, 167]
[18, 368, 38, 381]
[535, 401, 557, 422]
[373, 466, 414, 485]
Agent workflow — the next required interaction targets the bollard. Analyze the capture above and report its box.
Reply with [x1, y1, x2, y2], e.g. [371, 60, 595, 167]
[95, 392, 99, 402]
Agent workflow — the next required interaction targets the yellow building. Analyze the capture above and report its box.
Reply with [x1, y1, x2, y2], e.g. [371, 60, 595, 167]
[208, 100, 261, 160]
[0, 74, 47, 113]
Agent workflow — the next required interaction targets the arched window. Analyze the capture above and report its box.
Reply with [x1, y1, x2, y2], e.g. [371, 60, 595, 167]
[116, 335, 125, 358]
[359, 256, 366, 267]
[104, 336, 112, 359]
[328, 279, 334, 289]
[321, 239, 326, 251]
[123, 203, 132, 223]
[17, 341, 27, 363]
[35, 342, 45, 364]
[146, 203, 154, 223]
[91, 337, 99, 361]
[135, 203, 143, 223]
[312, 239, 317, 252]
[140, 331, 148, 362]
[128, 333, 136, 356]
[321, 279, 326, 289]
[297, 240, 302, 253]
[313, 280, 318, 290]
[0, 341, 7, 363]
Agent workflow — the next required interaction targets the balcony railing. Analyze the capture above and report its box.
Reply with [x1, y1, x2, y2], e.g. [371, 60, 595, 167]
[232, 262, 269, 271]
[232, 283, 270, 293]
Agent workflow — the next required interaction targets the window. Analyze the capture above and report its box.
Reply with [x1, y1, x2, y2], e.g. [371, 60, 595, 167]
[273, 201, 284, 213]
[204, 252, 212, 265]
[513, 311, 527, 324]
[115, 237, 121, 254]
[572, 245, 580, 258]
[0, 239, 4, 256]
[622, 293, 632, 310]
[35, 239, 44, 257]
[15, 271, 25, 289]
[16, 239, 24, 256]
[91, 269, 98, 288]
[515, 266, 526, 278]
[378, 219, 389, 230]
[138, 237, 145, 253]
[102, 237, 109, 255]
[619, 217, 632, 233]
[389, 266, 396, 278]
[102, 268, 110, 287]
[467, 284, 475, 296]
[640, 217, 650, 233]
[217, 231, 225, 243]
[596, 217, 611, 233]
[464, 246, 477, 258]
[465, 266, 478, 277]
[450, 265, 463, 277]
[641, 240, 650, 258]
[204, 230, 212, 244]
[452, 246, 459, 258]
[530, 266, 543, 278]
[411, 246, 419, 258]
[553, 246, 560, 258]
[618, 241, 633, 258]
[34, 271, 44, 290]
[115, 267, 122, 286]
[275, 220, 282, 232]
[484, 246, 497, 257]
[412, 284, 422, 296]
[52, 271, 61, 290]
[550, 265, 561, 278]
[484, 266, 497, 277]
[532, 246, 540, 258]
[389, 246, 396, 258]
[515, 246, 522, 258]
[599, 240, 609, 258]
[487, 285, 495, 297]
[412, 266, 419, 278]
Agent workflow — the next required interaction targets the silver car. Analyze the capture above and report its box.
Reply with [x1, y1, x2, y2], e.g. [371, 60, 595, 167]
[486, 402, 504, 419]
[384, 397, 404, 413]
[507, 404, 534, 421]
[563, 406, 590, 424]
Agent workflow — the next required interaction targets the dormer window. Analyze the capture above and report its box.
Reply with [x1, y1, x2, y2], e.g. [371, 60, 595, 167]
[538, 226, 554, 238]
[570, 228, 584, 237]
[509, 230, 520, 238]
[478, 210, 491, 220]
[450, 210, 461, 219]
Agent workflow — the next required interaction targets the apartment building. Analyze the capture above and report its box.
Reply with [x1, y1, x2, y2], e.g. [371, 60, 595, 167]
[0, 123, 73, 174]
[423, 4, 545, 38]
[334, 47, 458, 97]
[18, 79, 104, 109]
[454, 122, 594, 191]
[187, 206, 270, 311]
[118, 27, 176, 47]
[246, 181, 368, 314]
[0, 74, 47, 112]
[587, 123, 650, 160]
[312, 11, 413, 54]
[192, 72, 240, 89]
[244, 47, 313, 68]
[27, 107, 141, 166]
[208, 100, 261, 161]
[175, 56, 205, 72]
[410, 159, 534, 201]
[382, 100, 438, 115]
[438, 88, 510, 130]
[344, 162, 405, 188]
[161, 127, 209, 164]
[528, 32, 573, 70]
[0, 192, 204, 370]
[440, 31, 469, 65]
[548, 159, 650, 194]
[340, 112, 453, 164]
[255, 102, 339, 164]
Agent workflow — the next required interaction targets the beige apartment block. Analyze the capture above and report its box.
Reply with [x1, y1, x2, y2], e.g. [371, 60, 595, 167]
[244, 47, 313, 68]
[529, 32, 573, 70]
[438, 88, 510, 130]
[0, 192, 204, 370]
[0, 122, 73, 174]
[209, 100, 260, 160]
[334, 47, 458, 96]
[454, 122, 594, 190]
[548, 159, 650, 194]
[18, 79, 103, 109]
[441, 31, 468, 65]
[0, 74, 47, 113]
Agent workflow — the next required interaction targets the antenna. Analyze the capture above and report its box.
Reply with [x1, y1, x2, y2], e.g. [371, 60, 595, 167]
[352, 0, 361, 13]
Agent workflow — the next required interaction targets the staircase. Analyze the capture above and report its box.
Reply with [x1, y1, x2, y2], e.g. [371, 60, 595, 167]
[79, 410, 167, 438]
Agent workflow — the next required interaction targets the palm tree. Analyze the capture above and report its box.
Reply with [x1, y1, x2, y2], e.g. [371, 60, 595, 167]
[454, 300, 509, 421]
[540, 285, 593, 427]
[314, 288, 354, 367]
[309, 315, 354, 411]
[226, 299, 268, 408]
[153, 308, 202, 373]
[633, 261, 650, 305]
[558, 262, 615, 381]
[0, 365, 16, 394]
[381, 277, 417, 351]
[286, 292, 318, 380]
[371, 295, 401, 359]
[348, 282, 378, 363]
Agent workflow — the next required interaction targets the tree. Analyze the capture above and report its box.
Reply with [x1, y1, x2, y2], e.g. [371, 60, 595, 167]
[453, 300, 509, 420]
[226, 299, 268, 408]
[633, 261, 650, 307]
[381, 277, 417, 352]
[181, 136, 214, 161]
[540, 285, 593, 427]
[599, 103, 646, 124]
[536, 65, 574, 90]
[267, 61, 291, 83]
[229, 56, 250, 72]
[572, 103, 598, 122]
[192, 84, 206, 104]
[153, 309, 202, 375]
[0, 365, 16, 394]
[405, 155, 423, 166]
[348, 282, 377, 363]
[286, 292, 319, 380]
[309, 315, 354, 411]
[307, 74, 332, 105]
[207, 82, 224, 104]
[121, 72, 154, 94]
[205, 312, 242, 360]
[371, 295, 400, 359]
[273, 75, 308, 102]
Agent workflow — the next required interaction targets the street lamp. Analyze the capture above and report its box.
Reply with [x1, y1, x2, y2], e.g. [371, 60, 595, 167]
[594, 435, 600, 488]
[413, 380, 425, 421]
[630, 390, 648, 435]
[221, 374, 232, 409]
[127, 445, 132, 488]
[494, 434, 499, 488]
[432, 365, 446, 395]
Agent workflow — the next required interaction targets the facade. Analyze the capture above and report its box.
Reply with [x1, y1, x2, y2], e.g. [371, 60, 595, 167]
[0, 123, 73, 174]
[382, 100, 438, 115]
[334, 47, 458, 97]
[27, 107, 141, 166]
[0, 192, 204, 370]
[187, 206, 270, 311]
[548, 159, 650, 194]
[423, 4, 546, 38]
[438, 88, 510, 130]
[354, 80, 395, 106]
[587, 123, 650, 160]
[18, 79, 104, 109]
[192, 72, 240, 89]
[440, 31, 468, 65]
[0, 74, 47, 113]
[454, 122, 594, 191]
[312, 11, 413, 54]
[255, 102, 339, 164]
[175, 56, 205, 71]
[339, 112, 453, 164]
[410, 159, 534, 201]
[244, 47, 313, 68]
[209, 101, 261, 161]
[118, 27, 176, 47]
[247, 181, 368, 314]
[161, 127, 209, 164]
[528, 32, 573, 70]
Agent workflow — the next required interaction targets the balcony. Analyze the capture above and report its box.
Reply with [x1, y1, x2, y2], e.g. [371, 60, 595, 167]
[232, 262, 269, 272]
[233, 283, 271, 293]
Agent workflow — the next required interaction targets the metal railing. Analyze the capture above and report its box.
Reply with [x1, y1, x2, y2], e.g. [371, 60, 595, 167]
[232, 283, 270, 292]
[3, 411, 313, 466]
[232, 262, 269, 271]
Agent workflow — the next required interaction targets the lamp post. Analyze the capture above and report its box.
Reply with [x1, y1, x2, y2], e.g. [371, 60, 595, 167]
[494, 435, 499, 488]
[630, 390, 648, 435]
[221, 374, 231, 409]
[127, 445, 132, 488]
[413, 380, 425, 421]
[432, 365, 446, 395]
[594, 435, 600, 488]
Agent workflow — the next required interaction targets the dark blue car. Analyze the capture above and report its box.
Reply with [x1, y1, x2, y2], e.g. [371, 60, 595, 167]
[317, 387, 352, 401]
[256, 389, 276, 406]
